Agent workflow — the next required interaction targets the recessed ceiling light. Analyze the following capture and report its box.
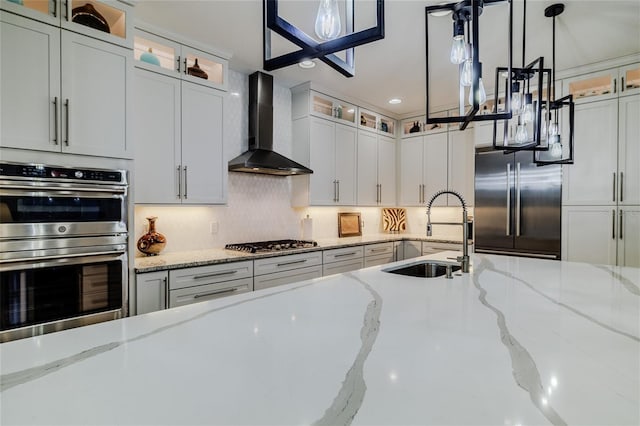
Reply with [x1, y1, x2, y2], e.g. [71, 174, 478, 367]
[299, 60, 316, 69]
[388, 98, 402, 105]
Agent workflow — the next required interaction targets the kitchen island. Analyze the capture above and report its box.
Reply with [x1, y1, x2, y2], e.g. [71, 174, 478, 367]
[1, 253, 638, 425]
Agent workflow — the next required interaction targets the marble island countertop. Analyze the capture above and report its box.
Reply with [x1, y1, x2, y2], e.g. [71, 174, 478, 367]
[134, 233, 470, 273]
[2, 253, 638, 425]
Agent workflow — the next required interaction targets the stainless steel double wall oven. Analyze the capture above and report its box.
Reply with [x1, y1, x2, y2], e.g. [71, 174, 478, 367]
[0, 162, 129, 342]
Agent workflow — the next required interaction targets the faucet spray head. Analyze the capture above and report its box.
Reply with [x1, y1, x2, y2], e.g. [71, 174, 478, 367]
[427, 223, 433, 236]
[426, 210, 432, 236]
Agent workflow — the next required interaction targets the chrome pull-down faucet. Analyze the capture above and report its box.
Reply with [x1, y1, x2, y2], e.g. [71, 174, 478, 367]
[426, 190, 470, 273]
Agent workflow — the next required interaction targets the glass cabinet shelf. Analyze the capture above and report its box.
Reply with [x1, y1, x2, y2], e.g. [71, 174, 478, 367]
[311, 92, 357, 124]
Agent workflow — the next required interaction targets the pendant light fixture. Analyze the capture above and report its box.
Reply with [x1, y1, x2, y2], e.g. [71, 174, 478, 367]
[535, 3, 575, 165]
[263, 0, 385, 77]
[425, 0, 513, 131]
[492, 0, 551, 151]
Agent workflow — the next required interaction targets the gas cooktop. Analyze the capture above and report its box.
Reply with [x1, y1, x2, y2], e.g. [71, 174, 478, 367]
[225, 239, 317, 254]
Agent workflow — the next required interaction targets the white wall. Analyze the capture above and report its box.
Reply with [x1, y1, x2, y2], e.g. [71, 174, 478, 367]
[134, 70, 467, 255]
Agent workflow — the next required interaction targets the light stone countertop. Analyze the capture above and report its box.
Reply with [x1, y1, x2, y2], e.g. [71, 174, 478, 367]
[2, 252, 638, 425]
[134, 233, 469, 273]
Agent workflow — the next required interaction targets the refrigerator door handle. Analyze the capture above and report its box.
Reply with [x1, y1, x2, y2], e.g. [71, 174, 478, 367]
[506, 163, 511, 236]
[516, 162, 521, 237]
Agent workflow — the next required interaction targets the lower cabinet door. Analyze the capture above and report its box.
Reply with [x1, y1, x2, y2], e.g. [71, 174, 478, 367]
[254, 265, 322, 291]
[619, 207, 640, 267]
[136, 271, 169, 315]
[169, 277, 253, 308]
[562, 206, 617, 265]
[364, 253, 395, 268]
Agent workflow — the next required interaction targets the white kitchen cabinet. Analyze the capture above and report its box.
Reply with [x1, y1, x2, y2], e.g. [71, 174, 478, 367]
[422, 242, 464, 256]
[448, 129, 475, 206]
[358, 109, 396, 137]
[134, 28, 228, 91]
[363, 242, 395, 267]
[253, 251, 322, 290]
[563, 63, 640, 104]
[562, 206, 617, 265]
[618, 207, 640, 267]
[562, 99, 619, 206]
[402, 240, 422, 260]
[1, 0, 133, 48]
[168, 261, 253, 308]
[0, 11, 131, 158]
[291, 88, 358, 126]
[135, 270, 169, 315]
[134, 69, 225, 204]
[618, 95, 640, 205]
[322, 245, 364, 276]
[399, 132, 448, 207]
[292, 117, 357, 206]
[357, 131, 396, 206]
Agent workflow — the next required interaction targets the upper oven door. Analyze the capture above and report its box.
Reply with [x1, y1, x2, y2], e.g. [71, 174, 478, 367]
[0, 181, 127, 238]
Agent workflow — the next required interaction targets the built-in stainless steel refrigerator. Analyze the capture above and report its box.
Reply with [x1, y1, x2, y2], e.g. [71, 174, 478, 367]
[474, 147, 562, 259]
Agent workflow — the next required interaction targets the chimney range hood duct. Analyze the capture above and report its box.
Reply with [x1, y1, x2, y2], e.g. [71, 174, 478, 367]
[228, 71, 313, 176]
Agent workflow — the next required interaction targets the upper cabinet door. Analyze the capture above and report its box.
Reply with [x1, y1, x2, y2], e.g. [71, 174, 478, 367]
[398, 136, 424, 206]
[618, 95, 640, 205]
[563, 68, 618, 104]
[377, 135, 396, 206]
[61, 30, 131, 158]
[562, 99, 618, 205]
[334, 123, 357, 205]
[180, 81, 225, 204]
[356, 130, 378, 206]
[0, 12, 60, 152]
[309, 118, 337, 205]
[181, 46, 228, 91]
[133, 69, 182, 204]
[1, 0, 60, 26]
[134, 30, 182, 79]
[448, 130, 475, 207]
[61, 0, 132, 48]
[423, 132, 448, 207]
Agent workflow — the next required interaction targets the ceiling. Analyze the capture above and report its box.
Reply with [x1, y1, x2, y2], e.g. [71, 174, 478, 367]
[136, 0, 640, 117]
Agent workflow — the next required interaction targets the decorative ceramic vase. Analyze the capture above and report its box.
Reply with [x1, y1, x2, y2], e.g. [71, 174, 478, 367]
[140, 48, 160, 66]
[137, 216, 167, 256]
[187, 58, 208, 79]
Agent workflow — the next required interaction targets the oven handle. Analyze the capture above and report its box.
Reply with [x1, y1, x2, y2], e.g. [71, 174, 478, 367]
[1, 187, 126, 198]
[0, 182, 126, 194]
[0, 250, 126, 271]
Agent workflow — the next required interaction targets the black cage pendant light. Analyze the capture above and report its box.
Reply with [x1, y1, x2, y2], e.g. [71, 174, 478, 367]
[263, 0, 384, 77]
[493, 0, 552, 151]
[425, 0, 513, 130]
[535, 3, 575, 165]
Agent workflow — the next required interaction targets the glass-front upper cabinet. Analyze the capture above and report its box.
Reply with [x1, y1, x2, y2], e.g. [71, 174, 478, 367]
[402, 111, 448, 138]
[134, 28, 228, 91]
[310, 92, 357, 125]
[359, 109, 396, 137]
[563, 63, 640, 103]
[1, 0, 132, 47]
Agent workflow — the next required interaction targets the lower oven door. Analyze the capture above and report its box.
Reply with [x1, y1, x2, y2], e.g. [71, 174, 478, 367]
[0, 249, 127, 342]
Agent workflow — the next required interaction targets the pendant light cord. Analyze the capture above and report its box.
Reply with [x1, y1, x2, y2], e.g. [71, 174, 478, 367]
[521, 0, 526, 67]
[552, 13, 558, 122]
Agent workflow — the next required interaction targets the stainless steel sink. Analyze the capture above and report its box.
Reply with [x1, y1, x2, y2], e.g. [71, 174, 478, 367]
[384, 261, 461, 278]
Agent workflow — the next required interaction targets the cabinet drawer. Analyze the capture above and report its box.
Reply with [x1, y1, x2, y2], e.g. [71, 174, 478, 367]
[169, 261, 253, 290]
[323, 258, 364, 276]
[323, 246, 364, 264]
[364, 242, 394, 257]
[169, 277, 253, 308]
[364, 253, 395, 268]
[254, 265, 323, 291]
[254, 251, 322, 276]
[422, 242, 463, 255]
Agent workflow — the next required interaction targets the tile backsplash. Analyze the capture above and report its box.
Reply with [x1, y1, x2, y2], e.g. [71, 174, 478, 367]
[134, 69, 469, 256]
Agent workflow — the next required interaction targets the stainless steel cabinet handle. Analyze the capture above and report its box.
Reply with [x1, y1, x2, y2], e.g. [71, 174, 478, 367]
[193, 270, 238, 280]
[64, 0, 68, 20]
[183, 165, 188, 199]
[613, 78, 617, 94]
[64, 99, 70, 146]
[620, 172, 624, 202]
[370, 248, 388, 253]
[184, 58, 188, 74]
[193, 287, 238, 299]
[176, 56, 181, 72]
[334, 252, 357, 258]
[52, 0, 57, 18]
[613, 172, 616, 202]
[276, 259, 307, 267]
[418, 185, 422, 204]
[333, 180, 337, 202]
[506, 163, 511, 236]
[516, 162, 521, 237]
[52, 97, 59, 145]
[619, 210, 623, 239]
[176, 166, 182, 199]
[621, 76, 625, 92]
[163, 276, 169, 309]
[336, 180, 340, 202]
[612, 209, 616, 239]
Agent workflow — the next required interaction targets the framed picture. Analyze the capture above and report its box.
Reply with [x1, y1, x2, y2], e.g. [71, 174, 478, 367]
[338, 212, 362, 237]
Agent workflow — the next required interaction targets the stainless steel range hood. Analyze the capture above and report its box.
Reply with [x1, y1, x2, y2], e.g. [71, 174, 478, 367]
[228, 71, 313, 176]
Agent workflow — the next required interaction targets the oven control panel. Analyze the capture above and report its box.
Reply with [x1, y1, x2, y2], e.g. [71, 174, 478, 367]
[0, 163, 125, 184]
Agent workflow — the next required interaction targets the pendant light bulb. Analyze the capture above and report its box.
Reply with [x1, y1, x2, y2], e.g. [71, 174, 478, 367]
[515, 122, 528, 144]
[511, 81, 522, 112]
[540, 115, 548, 140]
[550, 135, 563, 157]
[468, 78, 487, 106]
[461, 59, 473, 87]
[450, 20, 466, 64]
[549, 121, 559, 137]
[522, 93, 534, 123]
[315, 0, 341, 41]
